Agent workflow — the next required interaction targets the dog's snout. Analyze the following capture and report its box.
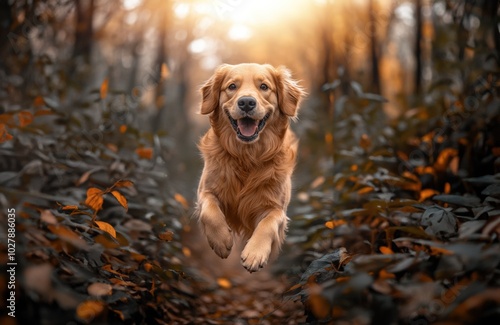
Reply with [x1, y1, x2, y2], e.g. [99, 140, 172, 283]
[237, 96, 257, 112]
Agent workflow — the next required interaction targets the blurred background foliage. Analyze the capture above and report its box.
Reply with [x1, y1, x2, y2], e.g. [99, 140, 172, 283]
[1, 0, 500, 324]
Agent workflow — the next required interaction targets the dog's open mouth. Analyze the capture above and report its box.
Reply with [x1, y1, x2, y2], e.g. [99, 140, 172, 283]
[226, 111, 270, 142]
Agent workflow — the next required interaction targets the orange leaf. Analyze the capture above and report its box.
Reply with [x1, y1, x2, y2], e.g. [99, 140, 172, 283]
[444, 182, 451, 194]
[158, 230, 174, 241]
[95, 221, 117, 238]
[76, 300, 105, 322]
[379, 246, 394, 255]
[174, 193, 189, 209]
[144, 262, 153, 272]
[161, 63, 170, 80]
[100, 77, 109, 99]
[33, 96, 45, 107]
[47, 224, 88, 248]
[110, 190, 128, 211]
[113, 180, 134, 188]
[419, 189, 439, 202]
[61, 205, 79, 211]
[0, 114, 14, 124]
[434, 148, 458, 172]
[308, 284, 330, 319]
[106, 143, 118, 153]
[85, 188, 104, 212]
[135, 147, 153, 159]
[379, 269, 396, 279]
[325, 220, 346, 229]
[119, 124, 127, 134]
[311, 176, 325, 189]
[217, 278, 232, 289]
[358, 186, 374, 195]
[0, 124, 13, 143]
[325, 132, 333, 145]
[150, 279, 155, 295]
[102, 264, 128, 277]
[34, 109, 55, 116]
[359, 133, 371, 149]
[18, 111, 33, 127]
[76, 170, 94, 186]
[429, 246, 454, 256]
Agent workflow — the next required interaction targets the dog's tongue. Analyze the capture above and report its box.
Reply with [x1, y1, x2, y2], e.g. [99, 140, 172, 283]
[237, 118, 258, 137]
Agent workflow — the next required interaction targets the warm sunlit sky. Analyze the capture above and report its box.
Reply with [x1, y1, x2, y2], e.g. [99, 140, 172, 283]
[173, 0, 308, 40]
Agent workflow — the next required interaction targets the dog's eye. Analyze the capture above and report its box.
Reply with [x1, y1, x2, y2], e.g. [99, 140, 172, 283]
[228, 83, 237, 90]
[260, 83, 269, 91]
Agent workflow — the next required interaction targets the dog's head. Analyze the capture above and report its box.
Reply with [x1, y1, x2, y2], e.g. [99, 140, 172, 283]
[200, 63, 305, 143]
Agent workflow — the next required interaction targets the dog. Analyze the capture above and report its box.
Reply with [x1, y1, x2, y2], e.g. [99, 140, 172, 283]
[196, 63, 305, 272]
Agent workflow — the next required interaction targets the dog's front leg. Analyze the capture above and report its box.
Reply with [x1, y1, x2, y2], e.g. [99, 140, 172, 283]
[198, 192, 233, 259]
[241, 209, 287, 272]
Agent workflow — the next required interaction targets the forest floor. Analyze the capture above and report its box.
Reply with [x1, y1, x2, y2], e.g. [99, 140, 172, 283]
[183, 223, 306, 324]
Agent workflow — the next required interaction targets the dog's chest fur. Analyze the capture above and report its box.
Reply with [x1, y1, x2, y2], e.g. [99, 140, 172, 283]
[199, 129, 296, 237]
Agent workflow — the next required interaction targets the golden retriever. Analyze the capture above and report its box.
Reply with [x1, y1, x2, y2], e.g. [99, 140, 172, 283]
[196, 63, 305, 272]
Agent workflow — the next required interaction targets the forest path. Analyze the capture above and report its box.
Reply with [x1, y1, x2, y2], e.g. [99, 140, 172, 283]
[182, 222, 306, 324]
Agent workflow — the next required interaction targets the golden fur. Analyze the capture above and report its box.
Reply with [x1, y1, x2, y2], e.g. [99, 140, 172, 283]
[196, 63, 305, 272]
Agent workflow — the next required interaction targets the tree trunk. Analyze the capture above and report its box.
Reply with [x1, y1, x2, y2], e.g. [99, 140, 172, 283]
[369, 0, 381, 94]
[73, 0, 94, 63]
[415, 0, 422, 94]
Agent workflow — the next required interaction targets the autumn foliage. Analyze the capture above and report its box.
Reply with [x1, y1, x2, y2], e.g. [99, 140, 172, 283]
[1, 0, 500, 324]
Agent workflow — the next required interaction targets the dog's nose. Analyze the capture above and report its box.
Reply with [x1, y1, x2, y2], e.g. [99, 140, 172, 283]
[237, 96, 256, 112]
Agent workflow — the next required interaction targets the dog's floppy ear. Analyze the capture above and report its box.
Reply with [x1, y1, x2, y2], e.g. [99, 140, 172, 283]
[275, 66, 306, 118]
[200, 64, 231, 115]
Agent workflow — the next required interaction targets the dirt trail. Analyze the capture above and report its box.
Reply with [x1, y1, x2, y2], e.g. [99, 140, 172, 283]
[183, 223, 306, 324]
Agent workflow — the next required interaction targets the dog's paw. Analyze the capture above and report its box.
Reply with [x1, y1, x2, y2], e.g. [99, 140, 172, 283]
[240, 239, 271, 273]
[204, 224, 233, 259]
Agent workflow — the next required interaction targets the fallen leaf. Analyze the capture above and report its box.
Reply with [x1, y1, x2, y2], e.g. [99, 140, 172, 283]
[102, 264, 128, 278]
[325, 132, 333, 145]
[0, 124, 13, 143]
[47, 224, 88, 249]
[136, 147, 153, 159]
[434, 148, 458, 172]
[325, 220, 346, 229]
[100, 78, 109, 99]
[158, 231, 174, 241]
[161, 63, 170, 80]
[87, 282, 112, 297]
[217, 278, 232, 289]
[358, 186, 374, 195]
[311, 176, 325, 189]
[60, 205, 79, 211]
[18, 111, 33, 127]
[379, 246, 394, 255]
[40, 210, 58, 225]
[378, 269, 396, 279]
[144, 262, 153, 272]
[307, 284, 330, 319]
[419, 189, 439, 202]
[76, 300, 105, 323]
[33, 96, 45, 107]
[360, 133, 371, 149]
[95, 221, 117, 239]
[174, 193, 189, 209]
